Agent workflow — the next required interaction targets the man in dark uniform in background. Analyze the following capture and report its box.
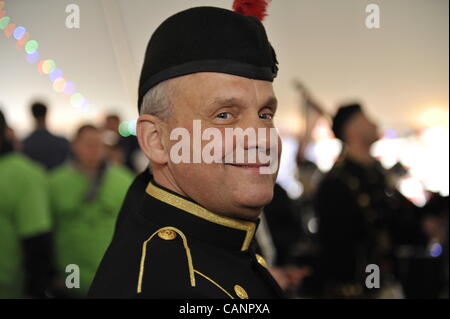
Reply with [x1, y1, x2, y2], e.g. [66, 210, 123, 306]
[22, 102, 70, 171]
[89, 5, 284, 299]
[314, 103, 426, 298]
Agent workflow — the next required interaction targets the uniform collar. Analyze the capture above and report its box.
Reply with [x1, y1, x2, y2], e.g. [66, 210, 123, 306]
[141, 180, 258, 252]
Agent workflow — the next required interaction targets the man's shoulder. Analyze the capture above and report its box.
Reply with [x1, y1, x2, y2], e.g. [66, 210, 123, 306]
[320, 157, 360, 187]
[106, 164, 134, 182]
[23, 129, 48, 144]
[0, 153, 45, 179]
[22, 130, 39, 144]
[48, 164, 80, 185]
[138, 226, 201, 297]
[89, 224, 197, 298]
[45, 132, 70, 149]
[24, 129, 69, 147]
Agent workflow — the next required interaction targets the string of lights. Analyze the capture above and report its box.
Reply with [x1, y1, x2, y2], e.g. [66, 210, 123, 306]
[0, 1, 93, 113]
[0, 1, 137, 137]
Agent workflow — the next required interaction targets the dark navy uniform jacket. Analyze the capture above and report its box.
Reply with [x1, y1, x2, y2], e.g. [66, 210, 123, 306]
[88, 170, 285, 299]
[314, 154, 425, 297]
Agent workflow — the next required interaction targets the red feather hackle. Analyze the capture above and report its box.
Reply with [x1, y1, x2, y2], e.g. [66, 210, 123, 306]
[232, 0, 271, 21]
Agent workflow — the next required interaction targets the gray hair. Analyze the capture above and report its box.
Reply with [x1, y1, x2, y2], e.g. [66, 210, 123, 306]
[139, 78, 177, 120]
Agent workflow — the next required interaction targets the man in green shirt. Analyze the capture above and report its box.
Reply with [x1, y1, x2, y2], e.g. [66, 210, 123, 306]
[49, 124, 133, 297]
[0, 110, 54, 298]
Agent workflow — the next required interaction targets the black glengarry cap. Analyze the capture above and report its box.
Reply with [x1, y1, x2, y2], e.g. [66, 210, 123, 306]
[138, 6, 278, 111]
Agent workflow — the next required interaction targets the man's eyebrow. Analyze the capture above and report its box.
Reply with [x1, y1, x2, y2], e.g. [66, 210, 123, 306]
[261, 96, 278, 111]
[209, 96, 246, 108]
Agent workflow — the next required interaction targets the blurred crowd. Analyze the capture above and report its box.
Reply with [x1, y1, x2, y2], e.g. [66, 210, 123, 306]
[0, 98, 448, 299]
[0, 102, 140, 298]
[258, 94, 449, 299]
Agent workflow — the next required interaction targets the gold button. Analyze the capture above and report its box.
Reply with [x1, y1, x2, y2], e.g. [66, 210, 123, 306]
[158, 228, 177, 240]
[234, 285, 248, 299]
[255, 254, 268, 268]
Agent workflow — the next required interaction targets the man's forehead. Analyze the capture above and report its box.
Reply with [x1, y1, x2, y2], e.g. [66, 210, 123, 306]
[170, 73, 276, 116]
[76, 129, 101, 140]
[184, 72, 275, 96]
[350, 111, 369, 125]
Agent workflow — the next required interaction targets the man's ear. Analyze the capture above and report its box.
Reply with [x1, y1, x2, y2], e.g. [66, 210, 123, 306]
[137, 114, 169, 165]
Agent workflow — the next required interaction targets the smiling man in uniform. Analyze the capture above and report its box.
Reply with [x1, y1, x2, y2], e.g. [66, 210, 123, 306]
[89, 5, 284, 299]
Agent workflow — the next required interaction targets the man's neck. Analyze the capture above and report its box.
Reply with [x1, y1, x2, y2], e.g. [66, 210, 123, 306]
[74, 162, 100, 178]
[152, 167, 261, 222]
[35, 120, 46, 130]
[344, 143, 373, 166]
[153, 168, 188, 198]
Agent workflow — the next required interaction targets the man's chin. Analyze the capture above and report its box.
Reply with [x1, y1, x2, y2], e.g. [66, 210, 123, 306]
[229, 195, 274, 220]
[225, 206, 263, 221]
[242, 188, 274, 203]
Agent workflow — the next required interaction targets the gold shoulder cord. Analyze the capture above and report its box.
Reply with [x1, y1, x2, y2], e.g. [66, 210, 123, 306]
[193, 270, 234, 299]
[139, 182, 255, 297]
[146, 182, 256, 251]
[137, 227, 235, 298]
[137, 226, 196, 294]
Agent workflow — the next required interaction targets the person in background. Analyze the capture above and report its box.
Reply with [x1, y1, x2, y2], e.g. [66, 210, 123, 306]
[102, 114, 126, 166]
[414, 193, 449, 298]
[22, 101, 70, 171]
[0, 109, 55, 298]
[315, 103, 427, 298]
[257, 183, 312, 297]
[48, 124, 133, 297]
[102, 113, 142, 174]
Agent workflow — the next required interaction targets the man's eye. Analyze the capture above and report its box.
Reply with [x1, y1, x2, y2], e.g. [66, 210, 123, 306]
[259, 113, 273, 120]
[216, 112, 232, 119]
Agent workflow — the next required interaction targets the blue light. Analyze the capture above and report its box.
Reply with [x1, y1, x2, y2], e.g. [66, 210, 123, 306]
[26, 50, 39, 63]
[430, 243, 442, 258]
[49, 68, 63, 82]
[13, 26, 25, 40]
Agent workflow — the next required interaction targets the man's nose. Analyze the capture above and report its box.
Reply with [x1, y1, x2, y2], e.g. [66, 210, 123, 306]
[239, 116, 275, 151]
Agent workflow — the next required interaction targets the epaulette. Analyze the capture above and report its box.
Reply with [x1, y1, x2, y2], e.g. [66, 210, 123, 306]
[137, 226, 195, 294]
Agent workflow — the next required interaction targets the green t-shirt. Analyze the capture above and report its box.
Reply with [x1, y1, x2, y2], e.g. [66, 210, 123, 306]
[49, 164, 133, 297]
[0, 153, 51, 298]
